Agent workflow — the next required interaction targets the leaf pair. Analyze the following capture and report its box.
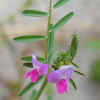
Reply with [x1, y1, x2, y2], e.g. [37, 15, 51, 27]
[22, 56, 45, 68]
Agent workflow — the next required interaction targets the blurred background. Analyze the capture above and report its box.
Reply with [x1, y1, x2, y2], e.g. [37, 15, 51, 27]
[0, 0, 100, 100]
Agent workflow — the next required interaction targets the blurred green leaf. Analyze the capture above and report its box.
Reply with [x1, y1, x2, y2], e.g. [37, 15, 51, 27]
[91, 59, 100, 82]
[75, 70, 85, 76]
[68, 34, 78, 60]
[14, 35, 47, 43]
[53, 0, 69, 8]
[47, 96, 53, 100]
[71, 62, 79, 68]
[30, 90, 37, 100]
[85, 40, 100, 49]
[18, 77, 42, 96]
[48, 24, 55, 64]
[45, 83, 53, 100]
[23, 63, 33, 68]
[22, 56, 45, 63]
[53, 12, 74, 32]
[69, 78, 77, 90]
[22, 10, 48, 17]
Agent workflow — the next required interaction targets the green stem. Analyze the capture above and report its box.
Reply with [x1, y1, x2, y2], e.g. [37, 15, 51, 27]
[34, 0, 53, 100]
[34, 76, 48, 100]
[45, 0, 52, 59]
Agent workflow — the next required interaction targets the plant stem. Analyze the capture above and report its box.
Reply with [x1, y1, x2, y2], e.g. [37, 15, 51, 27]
[45, 0, 52, 59]
[34, 0, 53, 100]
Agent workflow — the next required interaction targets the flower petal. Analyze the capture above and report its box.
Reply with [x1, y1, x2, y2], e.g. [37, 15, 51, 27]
[24, 71, 31, 79]
[32, 55, 41, 68]
[56, 79, 67, 94]
[58, 65, 74, 80]
[30, 69, 39, 83]
[48, 71, 60, 83]
[39, 64, 48, 75]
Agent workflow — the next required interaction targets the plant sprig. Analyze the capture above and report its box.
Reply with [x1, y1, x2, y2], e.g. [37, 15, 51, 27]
[13, 0, 84, 100]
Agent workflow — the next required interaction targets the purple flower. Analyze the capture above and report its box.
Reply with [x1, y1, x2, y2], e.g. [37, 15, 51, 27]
[48, 65, 74, 94]
[24, 55, 48, 83]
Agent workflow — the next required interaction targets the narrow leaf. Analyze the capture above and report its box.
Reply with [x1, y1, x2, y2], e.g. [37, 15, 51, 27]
[71, 62, 79, 68]
[14, 35, 47, 43]
[53, 0, 69, 8]
[22, 10, 48, 17]
[69, 78, 77, 90]
[18, 77, 42, 96]
[30, 90, 37, 100]
[75, 70, 85, 76]
[22, 56, 45, 63]
[67, 34, 78, 61]
[53, 12, 74, 32]
[48, 24, 55, 64]
[70, 34, 78, 60]
[23, 63, 33, 68]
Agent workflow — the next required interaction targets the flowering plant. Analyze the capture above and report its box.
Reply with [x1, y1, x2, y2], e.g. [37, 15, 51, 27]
[14, 0, 84, 100]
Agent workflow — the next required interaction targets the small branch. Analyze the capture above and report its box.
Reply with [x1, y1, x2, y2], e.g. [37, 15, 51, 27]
[45, 0, 53, 59]
[34, 0, 53, 100]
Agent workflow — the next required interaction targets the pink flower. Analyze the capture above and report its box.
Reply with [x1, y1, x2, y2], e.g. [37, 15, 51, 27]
[24, 55, 48, 83]
[48, 65, 74, 94]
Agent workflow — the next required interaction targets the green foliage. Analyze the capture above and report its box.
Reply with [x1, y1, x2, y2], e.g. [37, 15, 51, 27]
[45, 83, 53, 100]
[14, 35, 47, 43]
[22, 56, 45, 63]
[30, 90, 37, 100]
[53, 12, 74, 32]
[53, 0, 69, 8]
[48, 24, 55, 64]
[67, 34, 78, 61]
[90, 59, 100, 82]
[69, 78, 77, 90]
[23, 63, 33, 68]
[15, 0, 81, 98]
[22, 10, 48, 17]
[71, 62, 79, 68]
[74, 70, 85, 76]
[54, 52, 70, 68]
[18, 77, 42, 96]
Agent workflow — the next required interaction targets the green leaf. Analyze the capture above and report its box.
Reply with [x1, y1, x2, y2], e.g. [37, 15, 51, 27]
[53, 12, 74, 32]
[22, 56, 45, 63]
[23, 63, 33, 68]
[18, 77, 42, 96]
[48, 24, 55, 64]
[53, 0, 69, 8]
[22, 10, 48, 17]
[69, 78, 77, 90]
[30, 90, 37, 100]
[71, 62, 79, 68]
[14, 35, 47, 43]
[74, 70, 85, 76]
[68, 34, 78, 60]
